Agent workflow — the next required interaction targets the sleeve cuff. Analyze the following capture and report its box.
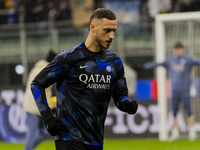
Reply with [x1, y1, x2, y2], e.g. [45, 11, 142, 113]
[41, 109, 54, 123]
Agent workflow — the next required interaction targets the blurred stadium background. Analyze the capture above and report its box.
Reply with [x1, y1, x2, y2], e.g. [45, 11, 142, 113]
[0, 0, 200, 149]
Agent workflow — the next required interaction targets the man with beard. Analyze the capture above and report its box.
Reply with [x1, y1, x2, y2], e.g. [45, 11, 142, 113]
[31, 8, 138, 150]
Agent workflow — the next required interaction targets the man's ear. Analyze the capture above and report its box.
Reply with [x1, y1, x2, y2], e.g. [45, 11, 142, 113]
[90, 23, 96, 33]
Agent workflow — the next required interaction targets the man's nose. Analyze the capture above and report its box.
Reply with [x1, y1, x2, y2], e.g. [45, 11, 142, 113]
[109, 32, 115, 39]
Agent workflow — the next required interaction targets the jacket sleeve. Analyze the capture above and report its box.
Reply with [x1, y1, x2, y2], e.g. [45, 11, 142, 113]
[31, 51, 69, 114]
[190, 56, 200, 66]
[111, 57, 131, 112]
[143, 59, 168, 69]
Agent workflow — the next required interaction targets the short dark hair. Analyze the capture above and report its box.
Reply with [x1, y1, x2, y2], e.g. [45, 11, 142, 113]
[174, 42, 184, 48]
[90, 8, 116, 24]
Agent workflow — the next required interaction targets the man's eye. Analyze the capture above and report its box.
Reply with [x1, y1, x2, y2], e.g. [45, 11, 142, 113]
[105, 29, 110, 33]
[105, 29, 116, 33]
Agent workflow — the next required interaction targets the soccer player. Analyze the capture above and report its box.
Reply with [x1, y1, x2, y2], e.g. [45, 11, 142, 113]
[143, 42, 200, 141]
[31, 8, 138, 150]
[23, 50, 57, 150]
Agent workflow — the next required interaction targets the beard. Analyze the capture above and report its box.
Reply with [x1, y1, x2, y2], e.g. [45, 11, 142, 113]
[95, 32, 111, 50]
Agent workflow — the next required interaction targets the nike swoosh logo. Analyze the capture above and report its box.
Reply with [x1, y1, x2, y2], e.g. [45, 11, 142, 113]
[80, 65, 88, 69]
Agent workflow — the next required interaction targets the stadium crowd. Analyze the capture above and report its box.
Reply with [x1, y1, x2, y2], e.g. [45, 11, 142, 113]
[0, 0, 103, 24]
[0, 0, 200, 25]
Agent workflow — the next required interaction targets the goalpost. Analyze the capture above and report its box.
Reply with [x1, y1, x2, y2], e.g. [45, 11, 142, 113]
[155, 11, 200, 141]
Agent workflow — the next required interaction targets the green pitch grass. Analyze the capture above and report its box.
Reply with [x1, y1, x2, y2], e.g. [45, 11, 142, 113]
[0, 138, 200, 150]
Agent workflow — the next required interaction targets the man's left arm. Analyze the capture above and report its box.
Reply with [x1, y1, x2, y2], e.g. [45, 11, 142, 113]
[112, 59, 138, 115]
[191, 56, 200, 66]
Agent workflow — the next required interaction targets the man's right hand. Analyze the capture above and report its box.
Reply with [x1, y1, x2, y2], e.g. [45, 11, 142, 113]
[45, 117, 66, 136]
[41, 110, 66, 136]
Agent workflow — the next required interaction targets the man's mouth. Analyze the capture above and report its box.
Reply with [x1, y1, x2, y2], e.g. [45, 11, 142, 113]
[106, 41, 112, 44]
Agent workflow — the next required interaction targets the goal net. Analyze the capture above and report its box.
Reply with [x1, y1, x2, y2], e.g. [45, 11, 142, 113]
[155, 11, 200, 141]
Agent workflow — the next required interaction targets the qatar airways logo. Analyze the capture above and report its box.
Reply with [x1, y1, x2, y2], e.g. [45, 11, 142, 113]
[79, 74, 111, 89]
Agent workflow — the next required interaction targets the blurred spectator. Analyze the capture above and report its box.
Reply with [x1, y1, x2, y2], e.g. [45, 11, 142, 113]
[0, 0, 7, 24]
[140, 0, 149, 22]
[94, 0, 104, 9]
[180, 0, 195, 12]
[55, 0, 71, 21]
[147, 0, 171, 19]
[179, 0, 200, 12]
[5, 0, 18, 24]
[23, 50, 57, 150]
[17, 0, 33, 23]
[170, 0, 179, 12]
[47, 0, 56, 20]
[31, 0, 47, 22]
